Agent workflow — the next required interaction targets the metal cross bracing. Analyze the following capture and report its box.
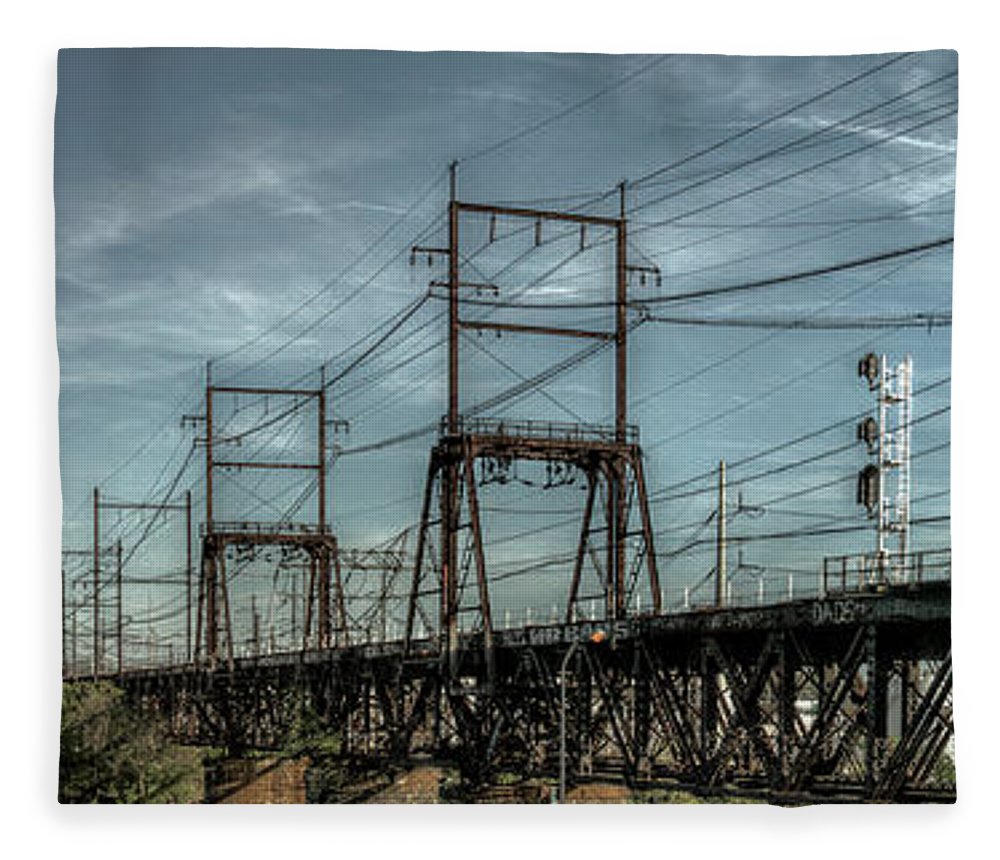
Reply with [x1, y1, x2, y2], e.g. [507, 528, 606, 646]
[190, 375, 349, 670]
[68, 186, 954, 802]
[63, 490, 194, 680]
[116, 581, 953, 802]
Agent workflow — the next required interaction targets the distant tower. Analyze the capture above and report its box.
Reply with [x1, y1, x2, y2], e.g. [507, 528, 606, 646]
[858, 353, 913, 582]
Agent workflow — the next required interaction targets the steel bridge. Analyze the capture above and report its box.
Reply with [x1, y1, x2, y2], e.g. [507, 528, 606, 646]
[103, 572, 952, 804]
[65, 189, 954, 803]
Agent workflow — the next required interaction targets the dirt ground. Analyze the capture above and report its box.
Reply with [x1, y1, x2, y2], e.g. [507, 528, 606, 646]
[366, 765, 444, 804]
[213, 757, 309, 804]
[564, 782, 633, 804]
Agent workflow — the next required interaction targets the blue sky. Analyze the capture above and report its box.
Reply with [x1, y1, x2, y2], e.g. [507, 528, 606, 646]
[55, 49, 955, 654]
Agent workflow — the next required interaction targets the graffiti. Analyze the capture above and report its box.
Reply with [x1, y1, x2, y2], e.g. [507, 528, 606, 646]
[811, 599, 873, 626]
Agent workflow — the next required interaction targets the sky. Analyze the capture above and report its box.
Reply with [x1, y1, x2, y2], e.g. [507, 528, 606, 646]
[54, 48, 956, 661]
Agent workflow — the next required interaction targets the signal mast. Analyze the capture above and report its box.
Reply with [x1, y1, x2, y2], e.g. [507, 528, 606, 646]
[857, 353, 913, 582]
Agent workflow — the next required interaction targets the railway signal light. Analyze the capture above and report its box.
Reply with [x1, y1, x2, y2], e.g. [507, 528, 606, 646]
[857, 463, 880, 515]
[857, 416, 879, 454]
[858, 352, 880, 390]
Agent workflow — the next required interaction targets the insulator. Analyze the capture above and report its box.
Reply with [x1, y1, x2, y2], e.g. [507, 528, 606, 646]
[641, 272, 646, 287]
[535, 218, 541, 246]
[656, 272, 662, 288]
[489, 214, 496, 243]
[580, 225, 586, 251]
[409, 251, 416, 266]
[427, 253, 433, 267]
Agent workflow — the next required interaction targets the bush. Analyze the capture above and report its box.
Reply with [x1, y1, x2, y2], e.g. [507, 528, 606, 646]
[59, 681, 203, 803]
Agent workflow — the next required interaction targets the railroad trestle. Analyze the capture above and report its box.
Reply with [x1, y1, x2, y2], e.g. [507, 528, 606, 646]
[118, 582, 953, 802]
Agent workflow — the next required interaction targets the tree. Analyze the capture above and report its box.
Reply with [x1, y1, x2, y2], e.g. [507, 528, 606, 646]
[59, 682, 203, 803]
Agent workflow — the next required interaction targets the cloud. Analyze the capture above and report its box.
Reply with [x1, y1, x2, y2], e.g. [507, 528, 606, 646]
[55, 50, 954, 606]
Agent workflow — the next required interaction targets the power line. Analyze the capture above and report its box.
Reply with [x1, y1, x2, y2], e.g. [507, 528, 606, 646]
[648, 375, 950, 501]
[431, 237, 953, 312]
[213, 167, 447, 375]
[462, 55, 671, 163]
[643, 312, 951, 330]
[628, 52, 917, 187]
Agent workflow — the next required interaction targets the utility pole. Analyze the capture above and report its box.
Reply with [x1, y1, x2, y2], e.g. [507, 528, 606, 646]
[116, 539, 123, 678]
[444, 158, 460, 677]
[613, 181, 628, 618]
[205, 361, 214, 532]
[92, 487, 100, 679]
[61, 562, 67, 677]
[185, 490, 192, 663]
[71, 602, 77, 678]
[318, 366, 327, 534]
[716, 461, 727, 607]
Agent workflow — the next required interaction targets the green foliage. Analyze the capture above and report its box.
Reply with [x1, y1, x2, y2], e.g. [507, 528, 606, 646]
[59, 681, 203, 803]
[282, 695, 342, 759]
[932, 751, 956, 788]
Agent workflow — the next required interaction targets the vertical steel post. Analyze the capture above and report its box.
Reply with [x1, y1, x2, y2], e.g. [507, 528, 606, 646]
[304, 554, 316, 649]
[290, 568, 298, 647]
[61, 562, 67, 677]
[877, 356, 886, 575]
[194, 549, 205, 663]
[318, 548, 331, 647]
[116, 539, 122, 678]
[380, 565, 388, 643]
[448, 161, 459, 436]
[205, 363, 214, 533]
[603, 468, 615, 620]
[203, 369, 215, 663]
[318, 367, 326, 534]
[616, 182, 628, 443]
[444, 160, 460, 676]
[204, 552, 217, 664]
[463, 439, 494, 684]
[219, 549, 234, 672]
[185, 490, 192, 663]
[614, 184, 628, 617]
[332, 543, 347, 647]
[567, 470, 597, 622]
[92, 487, 100, 679]
[716, 461, 727, 607]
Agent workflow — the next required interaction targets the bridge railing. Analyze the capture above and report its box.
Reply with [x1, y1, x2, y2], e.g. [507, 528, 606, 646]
[199, 521, 325, 538]
[442, 416, 639, 445]
[822, 548, 951, 595]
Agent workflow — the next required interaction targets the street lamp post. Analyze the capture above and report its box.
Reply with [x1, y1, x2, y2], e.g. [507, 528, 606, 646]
[559, 629, 606, 804]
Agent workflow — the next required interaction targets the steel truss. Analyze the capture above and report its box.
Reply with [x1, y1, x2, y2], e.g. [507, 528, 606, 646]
[109, 190, 952, 802]
[120, 585, 953, 802]
[403, 421, 661, 688]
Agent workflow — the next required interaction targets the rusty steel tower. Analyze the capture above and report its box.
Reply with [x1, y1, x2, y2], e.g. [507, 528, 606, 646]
[191, 369, 347, 669]
[404, 166, 662, 685]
